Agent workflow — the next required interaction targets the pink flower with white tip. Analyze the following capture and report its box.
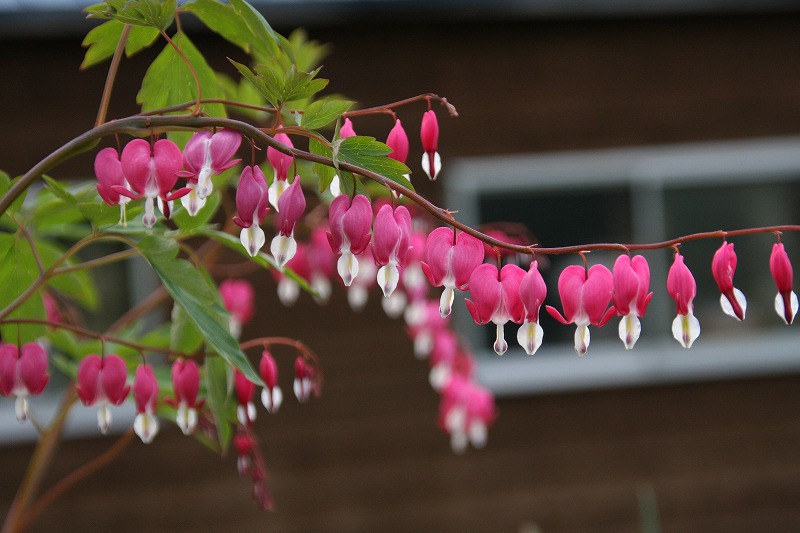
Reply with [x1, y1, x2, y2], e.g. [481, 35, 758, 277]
[267, 127, 295, 210]
[420, 110, 441, 180]
[76, 354, 130, 434]
[94, 147, 130, 224]
[770, 242, 798, 325]
[270, 177, 306, 267]
[327, 194, 373, 286]
[220, 278, 255, 339]
[372, 204, 412, 297]
[612, 255, 653, 350]
[234, 165, 270, 257]
[517, 261, 548, 355]
[116, 138, 186, 228]
[293, 357, 318, 403]
[168, 359, 203, 435]
[711, 241, 746, 321]
[438, 375, 496, 454]
[179, 129, 241, 215]
[133, 364, 159, 444]
[0, 343, 49, 423]
[465, 263, 526, 355]
[259, 350, 282, 413]
[667, 252, 700, 348]
[546, 264, 615, 356]
[307, 226, 336, 304]
[421, 227, 485, 318]
[234, 369, 257, 426]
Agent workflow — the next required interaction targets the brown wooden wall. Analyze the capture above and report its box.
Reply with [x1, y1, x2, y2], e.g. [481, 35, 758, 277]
[3, 10, 800, 533]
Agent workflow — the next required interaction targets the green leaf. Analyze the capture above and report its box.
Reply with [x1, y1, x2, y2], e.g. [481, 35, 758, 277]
[137, 32, 226, 145]
[136, 235, 262, 386]
[205, 355, 233, 452]
[285, 28, 331, 73]
[301, 97, 353, 130]
[0, 233, 45, 344]
[81, 20, 159, 69]
[226, 0, 282, 61]
[171, 191, 221, 232]
[337, 136, 414, 192]
[309, 138, 335, 193]
[170, 303, 203, 355]
[229, 59, 279, 109]
[43, 176, 126, 229]
[87, 0, 176, 30]
[37, 240, 99, 311]
[183, 0, 253, 55]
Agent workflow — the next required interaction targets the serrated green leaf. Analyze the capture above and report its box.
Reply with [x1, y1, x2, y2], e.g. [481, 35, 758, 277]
[81, 20, 160, 69]
[338, 136, 414, 192]
[137, 32, 226, 144]
[87, 0, 176, 30]
[0, 233, 46, 344]
[136, 235, 262, 386]
[205, 355, 233, 452]
[183, 0, 253, 54]
[229, 59, 279, 109]
[43, 176, 126, 229]
[302, 98, 354, 130]
[286, 28, 331, 73]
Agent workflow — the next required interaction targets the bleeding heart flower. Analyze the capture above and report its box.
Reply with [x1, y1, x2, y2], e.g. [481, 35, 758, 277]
[517, 261, 548, 355]
[421, 227, 485, 318]
[420, 110, 441, 180]
[270, 177, 306, 267]
[327, 194, 373, 286]
[372, 204, 412, 297]
[76, 354, 130, 434]
[545, 264, 615, 356]
[612, 255, 653, 350]
[168, 359, 203, 435]
[179, 129, 242, 215]
[465, 263, 526, 355]
[667, 252, 700, 349]
[0, 343, 49, 423]
[712, 241, 747, 321]
[259, 350, 282, 413]
[267, 127, 295, 210]
[234, 165, 270, 257]
[770, 242, 798, 325]
[133, 364, 159, 444]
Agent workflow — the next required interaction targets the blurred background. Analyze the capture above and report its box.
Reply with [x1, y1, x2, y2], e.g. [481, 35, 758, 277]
[3, 1, 800, 531]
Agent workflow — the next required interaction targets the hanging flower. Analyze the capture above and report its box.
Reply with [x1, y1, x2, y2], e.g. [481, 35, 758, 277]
[220, 278, 256, 339]
[420, 110, 441, 180]
[372, 204, 412, 297]
[117, 138, 186, 227]
[421, 227, 485, 318]
[133, 364, 159, 444]
[267, 127, 295, 210]
[179, 128, 242, 215]
[545, 264, 615, 356]
[233, 165, 270, 257]
[612, 255, 653, 350]
[270, 177, 306, 267]
[76, 354, 130, 434]
[259, 350, 283, 413]
[168, 359, 203, 435]
[517, 261, 548, 355]
[711, 241, 747, 321]
[0, 343, 49, 423]
[465, 263, 526, 355]
[327, 194, 373, 286]
[770, 242, 798, 325]
[667, 252, 700, 349]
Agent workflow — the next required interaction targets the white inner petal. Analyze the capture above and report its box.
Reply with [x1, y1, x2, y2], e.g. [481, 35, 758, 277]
[672, 312, 700, 349]
[516, 320, 544, 356]
[618, 314, 641, 350]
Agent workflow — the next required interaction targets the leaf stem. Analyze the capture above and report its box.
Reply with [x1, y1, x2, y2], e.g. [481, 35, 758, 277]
[159, 30, 202, 115]
[95, 24, 131, 128]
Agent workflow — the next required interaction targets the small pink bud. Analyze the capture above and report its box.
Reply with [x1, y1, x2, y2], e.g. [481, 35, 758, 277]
[94, 147, 127, 206]
[420, 110, 441, 180]
[340, 117, 357, 138]
[293, 357, 317, 403]
[271, 178, 306, 267]
[517, 261, 548, 355]
[386, 119, 409, 164]
[170, 359, 201, 435]
[612, 255, 653, 350]
[220, 279, 255, 329]
[267, 127, 295, 210]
